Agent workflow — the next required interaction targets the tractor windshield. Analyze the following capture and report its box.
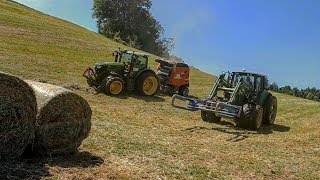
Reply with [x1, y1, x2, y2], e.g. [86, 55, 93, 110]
[231, 72, 265, 92]
[232, 73, 254, 89]
[120, 53, 147, 66]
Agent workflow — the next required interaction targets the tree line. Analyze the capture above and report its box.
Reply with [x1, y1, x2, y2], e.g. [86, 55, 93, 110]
[269, 83, 320, 102]
[92, 0, 173, 57]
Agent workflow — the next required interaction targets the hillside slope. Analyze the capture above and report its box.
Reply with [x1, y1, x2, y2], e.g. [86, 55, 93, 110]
[1, 0, 320, 179]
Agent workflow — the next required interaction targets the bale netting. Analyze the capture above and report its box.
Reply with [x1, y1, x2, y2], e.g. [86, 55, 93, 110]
[26, 80, 92, 155]
[0, 72, 37, 160]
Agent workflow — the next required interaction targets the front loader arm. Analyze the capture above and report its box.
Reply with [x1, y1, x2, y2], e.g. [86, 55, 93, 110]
[207, 73, 225, 100]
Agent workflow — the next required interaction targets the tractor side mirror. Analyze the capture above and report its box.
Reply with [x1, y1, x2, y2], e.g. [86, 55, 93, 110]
[265, 84, 270, 90]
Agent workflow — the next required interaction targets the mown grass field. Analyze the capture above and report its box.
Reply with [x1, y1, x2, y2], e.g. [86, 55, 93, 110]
[1, 0, 320, 179]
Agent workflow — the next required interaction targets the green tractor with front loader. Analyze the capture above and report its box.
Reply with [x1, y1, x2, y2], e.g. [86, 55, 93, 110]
[83, 49, 159, 96]
[172, 71, 277, 130]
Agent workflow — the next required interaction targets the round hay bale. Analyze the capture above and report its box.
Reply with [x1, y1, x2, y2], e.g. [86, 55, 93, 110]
[26, 81, 92, 155]
[0, 72, 37, 160]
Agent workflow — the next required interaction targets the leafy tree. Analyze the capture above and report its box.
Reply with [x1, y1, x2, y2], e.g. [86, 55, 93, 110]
[92, 0, 173, 56]
[271, 82, 320, 102]
[269, 82, 279, 91]
[292, 87, 300, 97]
[306, 92, 315, 100]
[283, 85, 292, 94]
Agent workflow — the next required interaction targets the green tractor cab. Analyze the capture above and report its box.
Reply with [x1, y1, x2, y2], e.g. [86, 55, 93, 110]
[83, 49, 159, 96]
[172, 71, 278, 130]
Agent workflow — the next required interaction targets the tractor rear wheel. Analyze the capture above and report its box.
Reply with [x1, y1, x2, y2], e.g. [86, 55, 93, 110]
[236, 104, 263, 130]
[263, 96, 277, 125]
[136, 72, 159, 96]
[178, 86, 189, 97]
[104, 77, 124, 95]
[201, 111, 221, 123]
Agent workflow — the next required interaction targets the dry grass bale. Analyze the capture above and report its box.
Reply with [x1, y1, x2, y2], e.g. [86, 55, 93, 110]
[0, 72, 37, 160]
[26, 80, 92, 155]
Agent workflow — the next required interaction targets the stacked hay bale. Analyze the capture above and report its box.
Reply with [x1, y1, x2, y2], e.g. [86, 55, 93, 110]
[0, 72, 37, 160]
[26, 81, 92, 155]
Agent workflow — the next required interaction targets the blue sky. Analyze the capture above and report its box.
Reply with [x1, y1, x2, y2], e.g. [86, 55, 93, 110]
[15, 0, 320, 88]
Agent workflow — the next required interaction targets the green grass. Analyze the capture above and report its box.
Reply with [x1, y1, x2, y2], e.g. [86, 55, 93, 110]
[1, 0, 320, 179]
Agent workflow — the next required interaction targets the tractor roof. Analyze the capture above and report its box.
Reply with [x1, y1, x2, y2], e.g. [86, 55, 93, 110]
[123, 50, 149, 57]
[233, 71, 266, 77]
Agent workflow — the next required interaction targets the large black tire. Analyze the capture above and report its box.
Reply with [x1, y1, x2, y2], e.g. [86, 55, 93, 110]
[103, 77, 124, 95]
[201, 111, 222, 123]
[263, 96, 277, 125]
[86, 79, 95, 87]
[178, 86, 189, 97]
[136, 71, 159, 96]
[236, 104, 263, 130]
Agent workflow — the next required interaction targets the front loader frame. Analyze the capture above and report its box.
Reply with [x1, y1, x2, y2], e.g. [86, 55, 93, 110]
[83, 67, 99, 87]
[171, 72, 244, 118]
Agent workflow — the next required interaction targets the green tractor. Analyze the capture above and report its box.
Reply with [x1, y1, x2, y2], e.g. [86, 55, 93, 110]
[172, 71, 278, 130]
[83, 49, 159, 96]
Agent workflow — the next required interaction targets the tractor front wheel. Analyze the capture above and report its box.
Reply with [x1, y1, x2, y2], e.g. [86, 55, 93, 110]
[136, 72, 159, 96]
[178, 86, 189, 97]
[236, 104, 263, 130]
[263, 96, 277, 125]
[201, 111, 221, 123]
[86, 79, 95, 87]
[104, 77, 124, 95]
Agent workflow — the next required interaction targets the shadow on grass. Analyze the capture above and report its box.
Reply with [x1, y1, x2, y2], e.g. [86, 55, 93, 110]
[102, 92, 166, 102]
[183, 122, 290, 142]
[186, 95, 201, 99]
[183, 122, 254, 142]
[66, 84, 166, 102]
[158, 92, 200, 100]
[258, 124, 290, 134]
[0, 151, 104, 179]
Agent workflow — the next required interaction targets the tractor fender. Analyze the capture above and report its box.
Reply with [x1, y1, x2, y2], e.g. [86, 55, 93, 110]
[99, 73, 124, 85]
[256, 90, 272, 106]
[98, 72, 124, 89]
[134, 68, 157, 80]
[133, 68, 159, 89]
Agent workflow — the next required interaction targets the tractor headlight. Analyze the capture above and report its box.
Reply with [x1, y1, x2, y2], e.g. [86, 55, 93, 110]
[228, 106, 239, 114]
[96, 65, 102, 69]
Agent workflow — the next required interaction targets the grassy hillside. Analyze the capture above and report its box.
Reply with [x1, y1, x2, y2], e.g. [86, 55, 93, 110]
[1, 0, 320, 179]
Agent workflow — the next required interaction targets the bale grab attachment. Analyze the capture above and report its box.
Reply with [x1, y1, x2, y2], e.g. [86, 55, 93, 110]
[171, 94, 242, 118]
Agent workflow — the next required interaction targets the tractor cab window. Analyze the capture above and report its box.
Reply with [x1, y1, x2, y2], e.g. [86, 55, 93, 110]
[121, 53, 147, 66]
[231, 73, 254, 89]
[136, 56, 147, 66]
[130, 55, 147, 67]
[255, 76, 262, 92]
[232, 73, 241, 87]
[120, 53, 132, 64]
[244, 75, 254, 89]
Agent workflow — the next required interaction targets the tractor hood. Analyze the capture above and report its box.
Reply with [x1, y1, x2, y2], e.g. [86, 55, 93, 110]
[94, 62, 126, 75]
[95, 62, 124, 67]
